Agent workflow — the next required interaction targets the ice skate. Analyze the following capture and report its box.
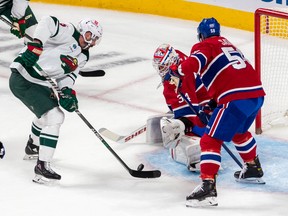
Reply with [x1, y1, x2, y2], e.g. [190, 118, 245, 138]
[234, 155, 265, 184]
[186, 179, 218, 207]
[187, 162, 200, 172]
[33, 159, 61, 184]
[23, 136, 39, 160]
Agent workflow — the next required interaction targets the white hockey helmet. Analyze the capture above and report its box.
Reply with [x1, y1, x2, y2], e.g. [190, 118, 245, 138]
[77, 19, 103, 48]
[152, 44, 179, 78]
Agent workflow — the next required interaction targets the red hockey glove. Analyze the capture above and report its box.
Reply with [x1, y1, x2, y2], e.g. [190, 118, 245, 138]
[60, 55, 78, 74]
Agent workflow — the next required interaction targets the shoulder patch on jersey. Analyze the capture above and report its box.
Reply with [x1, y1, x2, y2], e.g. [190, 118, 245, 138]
[69, 43, 78, 52]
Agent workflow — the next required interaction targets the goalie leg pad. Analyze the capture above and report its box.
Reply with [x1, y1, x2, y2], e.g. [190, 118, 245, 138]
[146, 113, 173, 144]
[169, 135, 201, 170]
[182, 136, 201, 165]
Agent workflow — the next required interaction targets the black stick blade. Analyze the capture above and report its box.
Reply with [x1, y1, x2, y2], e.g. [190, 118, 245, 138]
[79, 70, 105, 77]
[129, 169, 161, 178]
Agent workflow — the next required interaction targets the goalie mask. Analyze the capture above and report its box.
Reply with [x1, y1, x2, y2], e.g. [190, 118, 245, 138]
[77, 19, 103, 49]
[153, 44, 179, 79]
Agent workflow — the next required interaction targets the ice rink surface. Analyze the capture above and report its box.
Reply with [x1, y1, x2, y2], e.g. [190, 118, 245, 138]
[0, 3, 287, 216]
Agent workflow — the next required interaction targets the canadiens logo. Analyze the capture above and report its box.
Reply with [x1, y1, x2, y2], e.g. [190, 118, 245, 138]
[154, 50, 164, 57]
[154, 50, 165, 63]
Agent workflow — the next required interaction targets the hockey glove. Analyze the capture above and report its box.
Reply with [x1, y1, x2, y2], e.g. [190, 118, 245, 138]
[178, 117, 194, 134]
[169, 64, 182, 93]
[204, 99, 217, 111]
[59, 87, 78, 112]
[160, 117, 185, 149]
[0, 141, 5, 159]
[10, 16, 26, 38]
[60, 55, 78, 74]
[21, 41, 43, 67]
[198, 99, 217, 125]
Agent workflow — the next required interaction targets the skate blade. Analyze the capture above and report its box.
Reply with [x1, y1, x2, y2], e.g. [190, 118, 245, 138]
[32, 174, 58, 185]
[186, 197, 218, 207]
[23, 154, 38, 160]
[188, 168, 200, 172]
[235, 177, 265, 184]
[187, 166, 200, 172]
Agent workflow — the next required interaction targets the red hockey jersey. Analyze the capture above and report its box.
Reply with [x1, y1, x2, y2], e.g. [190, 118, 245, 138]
[180, 36, 266, 104]
[162, 50, 210, 130]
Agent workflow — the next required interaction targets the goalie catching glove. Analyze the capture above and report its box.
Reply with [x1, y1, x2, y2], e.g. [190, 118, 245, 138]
[160, 117, 185, 149]
[10, 16, 26, 38]
[59, 87, 78, 112]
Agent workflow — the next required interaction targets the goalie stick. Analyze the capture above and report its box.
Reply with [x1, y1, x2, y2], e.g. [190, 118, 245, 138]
[0, 16, 105, 78]
[99, 125, 147, 143]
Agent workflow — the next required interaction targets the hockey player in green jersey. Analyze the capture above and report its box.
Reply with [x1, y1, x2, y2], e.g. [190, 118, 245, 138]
[0, 0, 37, 39]
[9, 15, 103, 183]
[0, 0, 37, 158]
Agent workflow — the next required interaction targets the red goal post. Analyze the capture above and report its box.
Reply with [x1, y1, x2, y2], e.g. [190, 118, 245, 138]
[254, 8, 288, 134]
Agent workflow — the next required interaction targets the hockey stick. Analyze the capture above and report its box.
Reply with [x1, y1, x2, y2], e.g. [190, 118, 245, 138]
[99, 113, 173, 143]
[99, 125, 147, 143]
[178, 91, 243, 168]
[79, 70, 105, 77]
[0, 16, 105, 78]
[222, 143, 243, 168]
[33, 63, 161, 178]
[1, 16, 160, 178]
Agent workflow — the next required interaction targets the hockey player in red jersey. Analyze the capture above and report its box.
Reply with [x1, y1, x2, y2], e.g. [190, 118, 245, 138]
[152, 44, 215, 171]
[169, 18, 266, 207]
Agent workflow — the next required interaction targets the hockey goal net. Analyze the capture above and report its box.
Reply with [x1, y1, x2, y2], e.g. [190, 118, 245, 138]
[255, 8, 288, 134]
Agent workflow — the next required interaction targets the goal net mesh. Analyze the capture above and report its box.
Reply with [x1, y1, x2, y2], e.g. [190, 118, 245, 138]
[255, 8, 288, 132]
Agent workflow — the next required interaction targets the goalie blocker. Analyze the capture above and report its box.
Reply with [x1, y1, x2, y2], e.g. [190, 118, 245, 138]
[146, 114, 201, 171]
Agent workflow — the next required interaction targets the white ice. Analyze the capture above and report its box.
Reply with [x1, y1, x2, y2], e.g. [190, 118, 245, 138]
[0, 3, 287, 216]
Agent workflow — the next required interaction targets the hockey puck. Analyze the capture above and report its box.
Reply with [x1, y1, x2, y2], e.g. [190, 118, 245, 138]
[137, 163, 144, 171]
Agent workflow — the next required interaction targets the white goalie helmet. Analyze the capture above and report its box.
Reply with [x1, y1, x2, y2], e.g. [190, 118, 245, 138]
[77, 19, 103, 48]
[152, 44, 179, 78]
